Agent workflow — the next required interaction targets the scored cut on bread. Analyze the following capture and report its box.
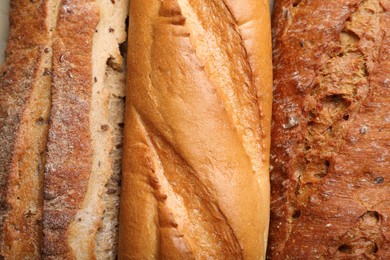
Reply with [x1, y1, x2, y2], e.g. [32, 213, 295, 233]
[119, 0, 272, 258]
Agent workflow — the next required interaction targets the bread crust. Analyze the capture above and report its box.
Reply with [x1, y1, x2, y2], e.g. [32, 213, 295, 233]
[119, 0, 272, 258]
[42, 1, 99, 258]
[42, 0, 128, 258]
[0, 0, 53, 257]
[269, 0, 390, 258]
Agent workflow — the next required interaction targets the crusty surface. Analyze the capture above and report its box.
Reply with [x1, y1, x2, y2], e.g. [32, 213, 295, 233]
[68, 0, 128, 258]
[0, 0, 54, 258]
[43, 1, 99, 258]
[119, 0, 272, 259]
[269, 0, 390, 258]
[43, 0, 128, 259]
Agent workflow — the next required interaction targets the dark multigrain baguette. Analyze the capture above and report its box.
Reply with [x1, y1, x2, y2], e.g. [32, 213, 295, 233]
[119, 0, 272, 258]
[0, 0, 128, 258]
[269, 0, 390, 258]
[0, 1, 54, 257]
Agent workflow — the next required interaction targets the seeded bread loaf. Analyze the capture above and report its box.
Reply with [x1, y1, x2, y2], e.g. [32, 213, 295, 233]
[269, 0, 390, 258]
[119, 0, 272, 258]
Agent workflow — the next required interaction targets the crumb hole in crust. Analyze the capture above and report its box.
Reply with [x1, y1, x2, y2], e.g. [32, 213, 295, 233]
[292, 209, 301, 219]
[323, 94, 348, 105]
[338, 244, 353, 253]
[360, 211, 380, 224]
[371, 243, 379, 253]
[325, 160, 330, 167]
[292, 0, 301, 7]
[35, 117, 45, 125]
[342, 114, 350, 121]
[314, 160, 330, 179]
[320, 94, 350, 118]
[307, 120, 315, 127]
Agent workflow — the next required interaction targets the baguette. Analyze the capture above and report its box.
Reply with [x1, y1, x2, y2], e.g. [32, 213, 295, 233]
[119, 0, 272, 258]
[43, 0, 128, 258]
[269, 0, 390, 258]
[0, 0, 54, 257]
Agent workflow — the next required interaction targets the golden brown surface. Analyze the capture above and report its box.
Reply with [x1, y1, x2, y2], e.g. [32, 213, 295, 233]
[0, 0, 53, 257]
[119, 0, 272, 258]
[269, 0, 390, 258]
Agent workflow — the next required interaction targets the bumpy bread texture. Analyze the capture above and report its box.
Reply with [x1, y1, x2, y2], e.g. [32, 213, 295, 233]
[269, 0, 390, 258]
[0, 0, 54, 257]
[119, 0, 272, 259]
[43, 0, 127, 259]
